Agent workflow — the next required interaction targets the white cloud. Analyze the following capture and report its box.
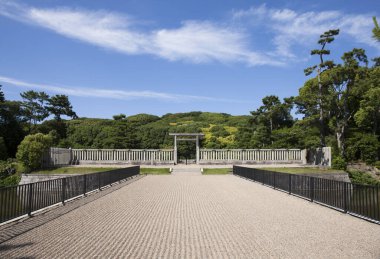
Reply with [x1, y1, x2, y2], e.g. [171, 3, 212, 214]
[232, 4, 379, 59]
[0, 75, 246, 103]
[0, 2, 377, 66]
[0, 1, 280, 66]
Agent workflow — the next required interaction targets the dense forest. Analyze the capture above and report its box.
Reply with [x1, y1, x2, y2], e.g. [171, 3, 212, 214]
[1, 25, 380, 178]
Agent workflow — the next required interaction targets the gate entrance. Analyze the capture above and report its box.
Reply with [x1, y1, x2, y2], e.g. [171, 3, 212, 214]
[169, 133, 204, 165]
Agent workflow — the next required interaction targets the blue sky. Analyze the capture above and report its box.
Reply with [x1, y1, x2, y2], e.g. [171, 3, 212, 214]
[0, 0, 379, 118]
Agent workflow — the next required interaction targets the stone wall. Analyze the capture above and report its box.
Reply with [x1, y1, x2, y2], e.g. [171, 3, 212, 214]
[307, 147, 332, 167]
[19, 174, 77, 185]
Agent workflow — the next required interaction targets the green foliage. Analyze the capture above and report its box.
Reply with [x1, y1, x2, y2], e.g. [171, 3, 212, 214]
[0, 175, 21, 187]
[46, 94, 77, 120]
[0, 137, 7, 160]
[373, 17, 380, 42]
[0, 97, 26, 158]
[0, 160, 20, 187]
[0, 85, 4, 102]
[20, 90, 50, 127]
[332, 156, 347, 170]
[127, 113, 160, 126]
[113, 114, 126, 120]
[375, 161, 380, 170]
[348, 170, 380, 186]
[0, 160, 16, 178]
[210, 125, 229, 137]
[16, 133, 53, 171]
[346, 133, 379, 165]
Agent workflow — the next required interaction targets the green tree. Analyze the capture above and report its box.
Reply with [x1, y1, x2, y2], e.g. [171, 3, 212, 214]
[354, 87, 380, 135]
[46, 94, 77, 121]
[20, 90, 49, 130]
[113, 114, 126, 120]
[16, 133, 53, 171]
[251, 95, 293, 135]
[329, 48, 368, 157]
[304, 29, 339, 147]
[0, 85, 4, 102]
[373, 17, 380, 42]
[0, 87, 26, 158]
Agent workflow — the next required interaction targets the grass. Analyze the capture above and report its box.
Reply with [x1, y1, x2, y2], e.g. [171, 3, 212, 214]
[260, 167, 345, 174]
[140, 168, 171, 175]
[31, 167, 119, 175]
[202, 168, 231, 175]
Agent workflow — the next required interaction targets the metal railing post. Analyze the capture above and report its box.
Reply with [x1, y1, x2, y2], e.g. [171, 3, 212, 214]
[310, 177, 314, 202]
[83, 175, 87, 196]
[98, 172, 102, 191]
[273, 172, 276, 189]
[62, 178, 66, 205]
[28, 183, 34, 216]
[288, 174, 292, 194]
[343, 182, 348, 213]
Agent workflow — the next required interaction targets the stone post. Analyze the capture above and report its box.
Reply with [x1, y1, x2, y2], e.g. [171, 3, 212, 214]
[196, 135, 199, 164]
[301, 149, 307, 165]
[174, 135, 177, 165]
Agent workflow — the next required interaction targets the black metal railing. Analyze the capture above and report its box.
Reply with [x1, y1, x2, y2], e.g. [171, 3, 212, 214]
[0, 166, 140, 224]
[233, 166, 380, 223]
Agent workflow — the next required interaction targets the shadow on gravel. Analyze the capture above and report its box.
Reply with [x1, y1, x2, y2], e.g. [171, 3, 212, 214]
[0, 242, 34, 251]
[0, 175, 144, 245]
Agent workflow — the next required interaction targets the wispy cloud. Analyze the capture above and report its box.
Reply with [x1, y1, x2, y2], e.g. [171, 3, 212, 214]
[0, 75, 247, 103]
[232, 4, 379, 59]
[0, 1, 281, 66]
[0, 2, 377, 66]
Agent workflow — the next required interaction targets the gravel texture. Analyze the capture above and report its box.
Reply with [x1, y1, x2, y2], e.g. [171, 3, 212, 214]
[1, 174, 380, 258]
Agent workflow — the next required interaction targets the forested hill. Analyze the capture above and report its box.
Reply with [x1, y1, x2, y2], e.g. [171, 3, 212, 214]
[1, 28, 380, 167]
[50, 112, 252, 150]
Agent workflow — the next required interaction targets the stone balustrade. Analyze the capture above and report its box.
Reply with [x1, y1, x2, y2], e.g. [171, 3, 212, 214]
[71, 149, 174, 163]
[199, 149, 305, 164]
[42, 147, 331, 167]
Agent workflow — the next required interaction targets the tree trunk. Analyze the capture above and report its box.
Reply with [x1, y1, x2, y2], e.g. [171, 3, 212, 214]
[317, 68, 326, 147]
[336, 124, 346, 158]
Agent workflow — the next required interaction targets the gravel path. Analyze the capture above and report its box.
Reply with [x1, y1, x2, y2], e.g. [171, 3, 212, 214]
[1, 174, 380, 258]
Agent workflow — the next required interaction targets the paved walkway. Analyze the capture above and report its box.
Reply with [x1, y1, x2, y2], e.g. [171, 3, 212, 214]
[1, 174, 380, 258]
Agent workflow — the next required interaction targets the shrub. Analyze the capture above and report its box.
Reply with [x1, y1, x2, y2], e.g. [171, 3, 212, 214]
[332, 155, 347, 170]
[0, 160, 16, 179]
[0, 175, 21, 188]
[375, 161, 380, 170]
[348, 170, 380, 186]
[0, 160, 20, 187]
[16, 133, 53, 172]
[346, 133, 379, 165]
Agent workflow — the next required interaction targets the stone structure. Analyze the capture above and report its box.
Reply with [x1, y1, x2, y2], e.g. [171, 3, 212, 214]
[199, 149, 305, 165]
[71, 149, 174, 165]
[41, 135, 331, 167]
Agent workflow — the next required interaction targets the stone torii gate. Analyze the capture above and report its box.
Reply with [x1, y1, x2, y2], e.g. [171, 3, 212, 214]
[169, 133, 204, 165]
